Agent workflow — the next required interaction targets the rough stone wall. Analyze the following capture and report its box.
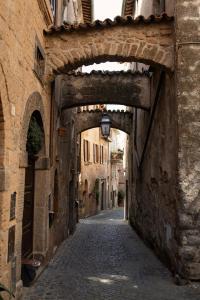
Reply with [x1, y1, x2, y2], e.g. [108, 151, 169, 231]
[129, 71, 179, 273]
[0, 0, 52, 293]
[46, 77, 74, 261]
[175, 0, 200, 279]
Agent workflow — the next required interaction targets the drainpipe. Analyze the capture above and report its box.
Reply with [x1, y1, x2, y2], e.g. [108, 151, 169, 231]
[160, 0, 165, 13]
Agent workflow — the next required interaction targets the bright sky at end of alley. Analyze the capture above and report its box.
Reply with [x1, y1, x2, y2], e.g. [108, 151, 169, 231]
[83, 0, 126, 72]
[93, 0, 123, 21]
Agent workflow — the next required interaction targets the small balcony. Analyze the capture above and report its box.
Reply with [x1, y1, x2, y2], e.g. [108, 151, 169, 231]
[111, 150, 124, 163]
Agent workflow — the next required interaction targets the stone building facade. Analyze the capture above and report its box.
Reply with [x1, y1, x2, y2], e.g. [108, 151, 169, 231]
[0, 0, 87, 297]
[79, 126, 110, 217]
[110, 129, 127, 209]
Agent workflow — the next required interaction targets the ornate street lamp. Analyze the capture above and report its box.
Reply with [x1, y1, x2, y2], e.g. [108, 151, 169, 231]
[100, 113, 111, 138]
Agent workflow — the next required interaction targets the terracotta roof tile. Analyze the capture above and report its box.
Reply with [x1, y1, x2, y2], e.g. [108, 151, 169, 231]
[66, 70, 151, 77]
[45, 14, 174, 35]
[77, 109, 132, 114]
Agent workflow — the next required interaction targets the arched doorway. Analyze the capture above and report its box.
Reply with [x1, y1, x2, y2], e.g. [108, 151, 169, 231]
[21, 111, 44, 259]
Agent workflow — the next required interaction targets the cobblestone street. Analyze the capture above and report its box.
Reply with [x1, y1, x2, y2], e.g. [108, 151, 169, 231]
[23, 209, 200, 300]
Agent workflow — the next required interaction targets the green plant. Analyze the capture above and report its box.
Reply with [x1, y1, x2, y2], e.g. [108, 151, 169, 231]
[26, 116, 43, 155]
[0, 283, 15, 299]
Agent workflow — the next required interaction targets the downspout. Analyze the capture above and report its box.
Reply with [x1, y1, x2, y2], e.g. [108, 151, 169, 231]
[160, 0, 165, 12]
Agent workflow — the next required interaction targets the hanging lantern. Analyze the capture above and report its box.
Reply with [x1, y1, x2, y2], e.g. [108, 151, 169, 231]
[100, 114, 111, 138]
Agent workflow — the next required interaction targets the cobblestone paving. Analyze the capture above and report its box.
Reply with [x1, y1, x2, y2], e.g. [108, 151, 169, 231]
[23, 209, 200, 300]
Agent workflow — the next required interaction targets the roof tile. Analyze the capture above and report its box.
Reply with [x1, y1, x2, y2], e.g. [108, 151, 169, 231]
[45, 14, 174, 35]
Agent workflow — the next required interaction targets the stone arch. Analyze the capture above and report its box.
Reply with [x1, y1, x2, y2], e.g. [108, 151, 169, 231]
[20, 92, 46, 154]
[75, 110, 133, 135]
[60, 71, 150, 110]
[45, 15, 174, 78]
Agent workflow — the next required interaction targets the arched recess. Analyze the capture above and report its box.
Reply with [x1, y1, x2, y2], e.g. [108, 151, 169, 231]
[21, 111, 45, 262]
[20, 92, 46, 154]
[19, 92, 49, 286]
[45, 15, 174, 78]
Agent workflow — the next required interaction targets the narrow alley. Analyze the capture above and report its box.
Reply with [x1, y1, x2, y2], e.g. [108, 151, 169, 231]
[23, 209, 200, 300]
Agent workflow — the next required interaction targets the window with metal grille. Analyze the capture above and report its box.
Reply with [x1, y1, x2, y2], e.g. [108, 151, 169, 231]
[34, 37, 45, 82]
[10, 192, 16, 221]
[8, 226, 15, 262]
[100, 145, 104, 164]
[93, 144, 99, 163]
[83, 140, 90, 162]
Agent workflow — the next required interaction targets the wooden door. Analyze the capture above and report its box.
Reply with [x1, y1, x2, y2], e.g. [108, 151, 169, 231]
[22, 157, 35, 258]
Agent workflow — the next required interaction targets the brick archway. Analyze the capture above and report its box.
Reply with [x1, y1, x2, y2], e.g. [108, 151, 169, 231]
[20, 92, 46, 153]
[45, 15, 174, 78]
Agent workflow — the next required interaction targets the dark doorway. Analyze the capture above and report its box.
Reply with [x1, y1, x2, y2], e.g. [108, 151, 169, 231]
[22, 157, 35, 258]
[21, 111, 44, 259]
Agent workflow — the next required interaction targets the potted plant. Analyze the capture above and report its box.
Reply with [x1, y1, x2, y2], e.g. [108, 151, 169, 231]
[0, 283, 15, 299]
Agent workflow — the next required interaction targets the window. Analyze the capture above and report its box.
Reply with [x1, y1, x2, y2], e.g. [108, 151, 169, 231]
[34, 37, 45, 82]
[100, 145, 104, 164]
[10, 192, 17, 221]
[93, 144, 99, 163]
[8, 226, 15, 262]
[83, 140, 90, 162]
[50, 0, 56, 16]
[96, 145, 99, 163]
[93, 144, 96, 163]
